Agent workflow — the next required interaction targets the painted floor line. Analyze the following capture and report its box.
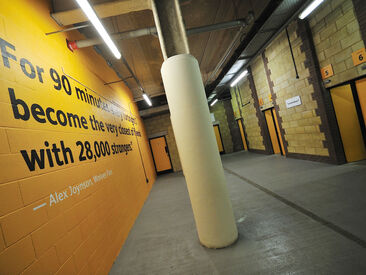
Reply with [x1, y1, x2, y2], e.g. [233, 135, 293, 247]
[224, 167, 366, 249]
[33, 202, 47, 211]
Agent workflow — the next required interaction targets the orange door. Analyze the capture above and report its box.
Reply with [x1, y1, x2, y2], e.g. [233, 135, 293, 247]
[237, 119, 248, 150]
[355, 78, 366, 126]
[149, 136, 173, 173]
[330, 84, 366, 162]
[213, 125, 225, 154]
[264, 109, 281, 154]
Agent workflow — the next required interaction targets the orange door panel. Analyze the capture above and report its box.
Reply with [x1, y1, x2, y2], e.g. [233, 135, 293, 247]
[330, 84, 366, 162]
[213, 125, 224, 153]
[264, 109, 281, 154]
[355, 78, 366, 126]
[272, 109, 285, 155]
[149, 136, 172, 173]
[237, 119, 248, 150]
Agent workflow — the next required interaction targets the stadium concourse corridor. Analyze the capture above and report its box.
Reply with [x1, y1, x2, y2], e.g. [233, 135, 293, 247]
[110, 151, 366, 274]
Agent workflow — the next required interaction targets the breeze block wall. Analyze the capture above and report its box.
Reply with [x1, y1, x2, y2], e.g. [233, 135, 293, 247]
[209, 100, 234, 153]
[230, 19, 343, 161]
[0, 1, 156, 274]
[265, 21, 329, 158]
[230, 77, 265, 151]
[143, 113, 182, 172]
[309, 0, 366, 88]
[251, 55, 273, 111]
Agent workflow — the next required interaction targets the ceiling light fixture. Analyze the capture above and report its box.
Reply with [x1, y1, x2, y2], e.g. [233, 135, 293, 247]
[142, 93, 152, 106]
[230, 70, 248, 87]
[298, 0, 324, 20]
[210, 98, 218, 106]
[75, 0, 121, 59]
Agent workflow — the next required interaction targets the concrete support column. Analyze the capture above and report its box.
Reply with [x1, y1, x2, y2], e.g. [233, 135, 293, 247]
[151, 0, 238, 248]
[151, 0, 189, 60]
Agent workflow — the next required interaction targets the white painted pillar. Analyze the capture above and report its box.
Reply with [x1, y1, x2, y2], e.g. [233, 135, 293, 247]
[161, 54, 238, 248]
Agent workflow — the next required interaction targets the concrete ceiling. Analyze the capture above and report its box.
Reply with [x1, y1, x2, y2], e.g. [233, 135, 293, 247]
[51, 0, 272, 106]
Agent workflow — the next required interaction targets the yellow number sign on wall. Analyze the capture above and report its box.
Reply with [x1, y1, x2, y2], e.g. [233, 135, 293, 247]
[259, 97, 264, 106]
[320, 64, 334, 79]
[352, 48, 366, 66]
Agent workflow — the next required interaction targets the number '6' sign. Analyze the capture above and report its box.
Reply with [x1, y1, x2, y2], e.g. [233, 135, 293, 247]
[352, 48, 366, 66]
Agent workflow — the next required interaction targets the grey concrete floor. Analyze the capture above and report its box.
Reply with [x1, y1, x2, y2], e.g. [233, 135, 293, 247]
[110, 152, 366, 275]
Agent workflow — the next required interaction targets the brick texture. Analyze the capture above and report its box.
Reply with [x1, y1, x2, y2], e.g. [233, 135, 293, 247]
[210, 100, 234, 153]
[0, 182, 23, 216]
[0, 236, 35, 274]
[229, 8, 358, 162]
[0, 2, 156, 274]
[55, 256, 77, 275]
[352, 0, 366, 43]
[22, 247, 60, 275]
[261, 50, 288, 155]
[143, 113, 182, 172]
[248, 66, 273, 154]
[297, 19, 346, 163]
[222, 99, 244, 152]
[309, 0, 366, 87]
[230, 73, 266, 151]
[1, 200, 48, 246]
[264, 21, 332, 159]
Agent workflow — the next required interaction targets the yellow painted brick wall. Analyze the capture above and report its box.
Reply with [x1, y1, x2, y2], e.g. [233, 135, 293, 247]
[251, 56, 273, 110]
[143, 113, 182, 172]
[210, 101, 234, 153]
[0, 1, 156, 274]
[231, 90, 241, 119]
[266, 22, 329, 156]
[309, 0, 365, 87]
[231, 81, 265, 150]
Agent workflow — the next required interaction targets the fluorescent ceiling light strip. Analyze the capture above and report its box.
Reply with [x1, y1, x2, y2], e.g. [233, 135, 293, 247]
[230, 70, 248, 87]
[298, 0, 324, 20]
[143, 93, 152, 106]
[210, 99, 218, 106]
[75, 0, 121, 59]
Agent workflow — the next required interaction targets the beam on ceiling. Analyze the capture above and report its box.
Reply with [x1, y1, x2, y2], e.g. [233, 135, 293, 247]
[67, 18, 247, 49]
[139, 104, 169, 118]
[51, 0, 151, 26]
[205, 0, 283, 96]
[208, 0, 312, 96]
[237, 55, 253, 60]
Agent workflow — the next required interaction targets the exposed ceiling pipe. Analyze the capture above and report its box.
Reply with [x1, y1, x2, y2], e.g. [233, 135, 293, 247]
[68, 27, 157, 49]
[187, 19, 248, 35]
[120, 55, 145, 94]
[205, 0, 284, 96]
[205, 27, 245, 85]
[204, 12, 254, 86]
[67, 18, 248, 50]
[46, 23, 90, 35]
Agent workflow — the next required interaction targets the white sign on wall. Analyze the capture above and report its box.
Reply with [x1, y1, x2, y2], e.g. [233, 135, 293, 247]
[210, 113, 215, 122]
[285, 96, 302, 109]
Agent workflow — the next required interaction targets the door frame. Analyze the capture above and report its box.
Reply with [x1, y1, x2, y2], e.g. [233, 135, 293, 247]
[351, 81, 366, 147]
[236, 118, 248, 150]
[328, 77, 366, 155]
[213, 124, 225, 154]
[148, 135, 174, 175]
[263, 107, 284, 155]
